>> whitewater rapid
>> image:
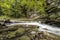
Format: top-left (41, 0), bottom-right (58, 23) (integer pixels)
top-left (6, 21), bottom-right (60, 36)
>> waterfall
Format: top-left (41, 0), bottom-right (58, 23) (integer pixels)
top-left (37, 23), bottom-right (60, 36)
top-left (6, 21), bottom-right (60, 36)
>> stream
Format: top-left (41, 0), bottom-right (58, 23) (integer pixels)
top-left (6, 21), bottom-right (60, 36)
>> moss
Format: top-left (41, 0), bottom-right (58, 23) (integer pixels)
top-left (6, 32), bottom-right (16, 38)
top-left (15, 28), bottom-right (25, 35)
top-left (20, 36), bottom-right (30, 40)
top-left (0, 34), bottom-right (3, 38)
top-left (49, 14), bottom-right (58, 20)
top-left (6, 28), bottom-right (25, 38)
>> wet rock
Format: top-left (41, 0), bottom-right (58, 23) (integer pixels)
top-left (4, 19), bottom-right (12, 24)
top-left (0, 23), bottom-right (6, 26)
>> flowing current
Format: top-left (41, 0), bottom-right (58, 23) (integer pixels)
top-left (6, 21), bottom-right (60, 36)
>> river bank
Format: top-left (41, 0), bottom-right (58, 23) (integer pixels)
top-left (0, 19), bottom-right (60, 40)
top-left (0, 19), bottom-right (60, 36)
top-left (0, 25), bottom-right (60, 40)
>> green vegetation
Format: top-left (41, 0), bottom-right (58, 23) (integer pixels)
top-left (0, 0), bottom-right (45, 18)
top-left (0, 0), bottom-right (60, 26)
top-left (0, 0), bottom-right (44, 18)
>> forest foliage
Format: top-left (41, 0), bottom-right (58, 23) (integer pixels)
top-left (0, 0), bottom-right (60, 21)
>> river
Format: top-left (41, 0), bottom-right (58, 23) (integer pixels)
top-left (6, 21), bottom-right (60, 36)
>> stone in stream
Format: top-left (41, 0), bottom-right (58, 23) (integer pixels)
top-left (0, 19), bottom-right (13, 26)
top-left (43, 28), bottom-right (48, 30)
top-left (4, 19), bottom-right (12, 24)
top-left (0, 23), bottom-right (6, 26)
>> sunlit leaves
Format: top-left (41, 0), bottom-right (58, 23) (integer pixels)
top-left (1, 3), bottom-right (10, 9)
top-left (20, 0), bottom-right (27, 6)
top-left (0, 0), bottom-right (46, 18)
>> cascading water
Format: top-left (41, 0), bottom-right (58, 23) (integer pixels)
top-left (37, 23), bottom-right (60, 36)
top-left (6, 21), bottom-right (60, 36)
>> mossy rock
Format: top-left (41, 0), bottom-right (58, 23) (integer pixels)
top-left (15, 28), bottom-right (25, 35)
top-left (6, 32), bottom-right (16, 38)
top-left (20, 36), bottom-right (30, 40)
top-left (6, 28), bottom-right (25, 38)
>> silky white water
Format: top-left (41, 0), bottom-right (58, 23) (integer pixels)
top-left (6, 21), bottom-right (60, 36)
